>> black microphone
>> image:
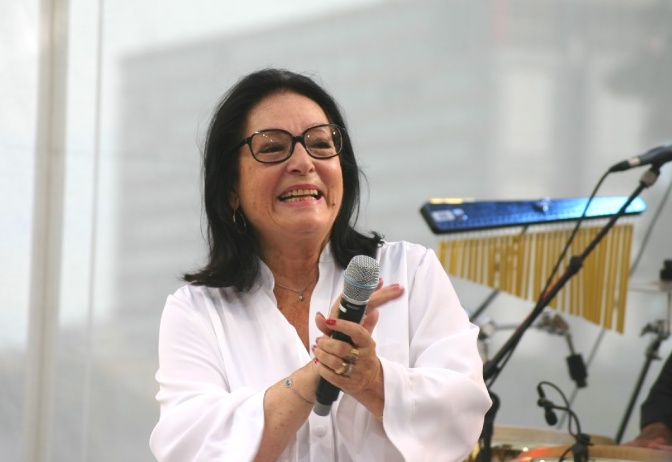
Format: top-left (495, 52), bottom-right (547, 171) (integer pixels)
top-left (608, 144), bottom-right (672, 172)
top-left (312, 255), bottom-right (380, 416)
top-left (536, 384), bottom-right (558, 426)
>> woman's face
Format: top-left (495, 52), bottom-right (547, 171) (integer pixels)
top-left (233, 91), bottom-right (344, 252)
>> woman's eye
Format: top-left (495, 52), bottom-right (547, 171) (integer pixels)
top-left (258, 142), bottom-right (286, 154)
top-left (308, 138), bottom-right (333, 150)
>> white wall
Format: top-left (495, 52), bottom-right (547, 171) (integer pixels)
top-left (2, 0), bottom-right (671, 460)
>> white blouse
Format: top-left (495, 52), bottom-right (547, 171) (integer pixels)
top-left (150, 241), bottom-right (491, 461)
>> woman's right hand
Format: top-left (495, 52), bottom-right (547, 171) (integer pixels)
top-left (311, 280), bottom-right (404, 418)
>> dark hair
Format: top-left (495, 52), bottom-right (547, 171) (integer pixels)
top-left (184, 68), bottom-right (383, 291)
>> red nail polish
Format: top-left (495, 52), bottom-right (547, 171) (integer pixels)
top-left (313, 357), bottom-right (319, 363)
top-left (325, 319), bottom-right (336, 326)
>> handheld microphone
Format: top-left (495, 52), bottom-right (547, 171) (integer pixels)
top-left (536, 384), bottom-right (558, 426)
top-left (312, 255), bottom-right (380, 416)
top-left (608, 144), bottom-right (672, 172)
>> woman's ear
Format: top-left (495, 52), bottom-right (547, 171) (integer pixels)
top-left (229, 190), bottom-right (240, 210)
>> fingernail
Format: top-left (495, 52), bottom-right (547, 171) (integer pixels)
top-left (313, 357), bottom-right (319, 363)
top-left (315, 337), bottom-right (320, 344)
top-left (317, 311), bottom-right (325, 319)
top-left (311, 344), bottom-right (316, 351)
top-left (326, 319), bottom-right (336, 326)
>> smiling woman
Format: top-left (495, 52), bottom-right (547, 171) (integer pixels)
top-left (233, 91), bottom-right (345, 256)
top-left (149, 68), bottom-right (491, 462)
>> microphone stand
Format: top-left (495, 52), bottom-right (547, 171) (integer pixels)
top-left (476, 165), bottom-right (661, 462)
top-left (615, 320), bottom-right (668, 443)
top-left (478, 391), bottom-right (499, 462)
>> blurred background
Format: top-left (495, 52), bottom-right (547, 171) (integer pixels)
top-left (2, 0), bottom-right (671, 460)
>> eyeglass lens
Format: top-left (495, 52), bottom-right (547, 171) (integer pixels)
top-left (250, 125), bottom-right (342, 163)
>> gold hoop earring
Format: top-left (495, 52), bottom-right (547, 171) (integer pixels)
top-left (232, 208), bottom-right (247, 234)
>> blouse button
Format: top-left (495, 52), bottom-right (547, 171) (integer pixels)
top-left (313, 424), bottom-right (327, 437)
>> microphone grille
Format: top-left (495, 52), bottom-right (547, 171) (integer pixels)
top-left (343, 255), bottom-right (380, 302)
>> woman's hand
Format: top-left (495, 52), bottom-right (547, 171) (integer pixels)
top-left (623, 422), bottom-right (672, 451)
top-left (316, 279), bottom-right (403, 335)
top-left (312, 280), bottom-right (404, 416)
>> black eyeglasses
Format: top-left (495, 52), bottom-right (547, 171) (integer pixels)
top-left (236, 124), bottom-right (344, 164)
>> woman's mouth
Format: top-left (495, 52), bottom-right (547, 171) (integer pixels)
top-left (279, 189), bottom-right (322, 203)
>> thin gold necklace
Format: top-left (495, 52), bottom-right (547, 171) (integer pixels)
top-left (274, 272), bottom-right (318, 302)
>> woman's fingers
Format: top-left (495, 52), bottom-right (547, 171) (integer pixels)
top-left (317, 280), bottom-right (404, 334)
top-left (315, 311), bottom-right (331, 336)
top-left (366, 282), bottom-right (404, 310)
top-left (360, 308), bottom-right (379, 333)
top-left (311, 324), bottom-right (380, 395)
top-left (311, 280), bottom-right (404, 416)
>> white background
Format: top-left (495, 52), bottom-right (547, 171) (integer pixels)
top-left (2, 0), bottom-right (672, 460)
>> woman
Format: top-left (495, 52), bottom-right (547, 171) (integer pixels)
top-left (149, 68), bottom-right (491, 461)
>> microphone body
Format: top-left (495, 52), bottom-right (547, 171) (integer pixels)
top-left (312, 255), bottom-right (380, 416)
top-left (609, 144), bottom-right (672, 172)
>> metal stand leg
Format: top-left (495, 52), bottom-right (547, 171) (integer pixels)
top-left (614, 329), bottom-right (665, 443)
top-left (615, 283), bottom-right (672, 443)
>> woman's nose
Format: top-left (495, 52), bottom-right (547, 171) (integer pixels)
top-left (286, 141), bottom-right (315, 174)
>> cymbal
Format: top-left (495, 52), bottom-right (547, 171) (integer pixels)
top-left (517, 444), bottom-right (667, 461)
top-left (491, 425), bottom-right (615, 447)
top-left (629, 280), bottom-right (672, 294)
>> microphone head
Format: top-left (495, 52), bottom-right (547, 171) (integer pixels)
top-left (343, 255), bottom-right (380, 302)
top-left (545, 410), bottom-right (559, 426)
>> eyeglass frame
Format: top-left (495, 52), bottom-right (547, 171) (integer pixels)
top-left (235, 123), bottom-right (345, 164)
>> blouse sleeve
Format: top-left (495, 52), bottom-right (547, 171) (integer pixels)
top-left (376, 245), bottom-right (492, 461)
top-left (149, 290), bottom-right (264, 461)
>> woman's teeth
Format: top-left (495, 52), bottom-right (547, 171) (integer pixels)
top-left (280, 189), bottom-right (320, 202)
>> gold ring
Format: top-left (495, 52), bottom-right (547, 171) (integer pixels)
top-left (334, 361), bottom-right (349, 375)
top-left (344, 348), bottom-right (360, 363)
top-left (342, 362), bottom-right (354, 377)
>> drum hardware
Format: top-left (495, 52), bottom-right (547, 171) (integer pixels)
top-left (536, 313), bottom-right (588, 389)
top-left (474, 311), bottom-right (589, 388)
top-left (465, 425), bottom-right (615, 462)
top-left (515, 444), bottom-right (668, 461)
top-left (615, 267), bottom-right (672, 444)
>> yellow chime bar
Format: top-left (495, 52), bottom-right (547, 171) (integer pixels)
top-left (436, 219), bottom-right (635, 333)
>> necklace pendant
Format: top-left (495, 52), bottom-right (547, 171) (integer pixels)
top-left (298, 293), bottom-right (304, 302)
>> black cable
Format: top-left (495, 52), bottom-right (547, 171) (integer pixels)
top-left (538, 170), bottom-right (610, 302)
top-left (538, 381), bottom-right (591, 462)
top-left (538, 381), bottom-right (582, 436)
